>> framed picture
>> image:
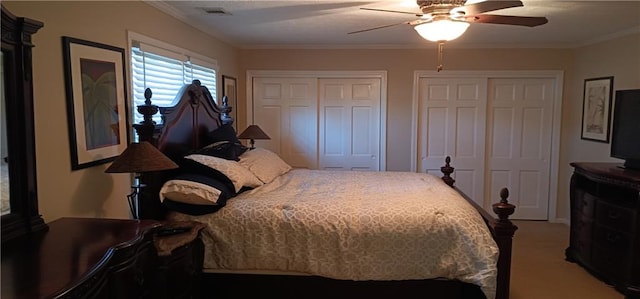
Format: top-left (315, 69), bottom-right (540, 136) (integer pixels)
top-left (581, 76), bottom-right (614, 143)
top-left (62, 37), bottom-right (129, 170)
top-left (222, 75), bottom-right (238, 129)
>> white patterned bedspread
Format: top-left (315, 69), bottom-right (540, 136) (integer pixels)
top-left (169, 169), bottom-right (499, 298)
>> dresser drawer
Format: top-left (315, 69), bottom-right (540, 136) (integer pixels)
top-left (593, 225), bottom-right (633, 254)
top-left (581, 193), bottom-right (597, 218)
top-left (596, 200), bottom-right (636, 232)
top-left (591, 245), bottom-right (627, 282)
top-left (571, 217), bottom-right (593, 264)
top-left (155, 235), bottom-right (205, 299)
top-left (106, 243), bottom-right (159, 299)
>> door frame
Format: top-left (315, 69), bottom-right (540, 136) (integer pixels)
top-left (246, 70), bottom-right (388, 170)
top-left (410, 70), bottom-right (564, 222)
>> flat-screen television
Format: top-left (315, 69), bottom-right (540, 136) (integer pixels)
top-left (610, 89), bottom-right (640, 170)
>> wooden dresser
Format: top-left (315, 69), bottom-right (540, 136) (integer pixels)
top-left (1, 217), bottom-right (204, 299)
top-left (566, 163), bottom-right (640, 297)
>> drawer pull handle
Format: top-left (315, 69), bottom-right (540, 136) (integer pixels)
top-left (607, 210), bottom-right (621, 219)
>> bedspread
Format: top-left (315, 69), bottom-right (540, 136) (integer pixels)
top-left (168, 169), bottom-right (498, 298)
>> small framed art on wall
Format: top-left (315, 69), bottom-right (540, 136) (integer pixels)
top-left (581, 76), bottom-right (614, 143)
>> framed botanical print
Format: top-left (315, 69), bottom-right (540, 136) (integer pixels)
top-left (222, 75), bottom-right (238, 129)
top-left (581, 76), bottom-right (614, 143)
top-left (62, 36), bottom-right (129, 170)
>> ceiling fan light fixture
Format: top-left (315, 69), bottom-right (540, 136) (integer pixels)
top-left (414, 19), bottom-right (470, 42)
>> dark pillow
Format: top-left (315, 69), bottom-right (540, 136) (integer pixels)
top-left (162, 199), bottom-right (226, 216)
top-left (177, 157), bottom-right (237, 194)
top-left (193, 140), bottom-right (247, 161)
top-left (207, 124), bottom-right (240, 144)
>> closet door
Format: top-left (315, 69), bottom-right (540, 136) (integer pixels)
top-left (318, 78), bottom-right (381, 171)
top-left (252, 77), bottom-right (318, 169)
top-left (486, 78), bottom-right (554, 220)
top-left (416, 77), bottom-right (488, 205)
top-left (415, 75), bottom-right (556, 219)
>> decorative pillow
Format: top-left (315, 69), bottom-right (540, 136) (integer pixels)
top-left (238, 148), bottom-right (292, 184)
top-left (159, 173), bottom-right (233, 205)
top-left (193, 140), bottom-right (248, 161)
top-left (178, 158), bottom-right (236, 193)
top-left (184, 154), bottom-right (263, 192)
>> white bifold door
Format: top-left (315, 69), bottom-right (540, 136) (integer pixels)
top-left (252, 77), bottom-right (319, 169)
top-left (251, 73), bottom-right (383, 171)
top-left (416, 77), bottom-right (488, 207)
top-left (318, 78), bottom-right (381, 171)
top-left (416, 74), bottom-right (558, 220)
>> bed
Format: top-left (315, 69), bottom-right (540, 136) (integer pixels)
top-left (134, 81), bottom-right (518, 299)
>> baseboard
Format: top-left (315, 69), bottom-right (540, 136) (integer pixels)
top-left (550, 218), bottom-right (569, 225)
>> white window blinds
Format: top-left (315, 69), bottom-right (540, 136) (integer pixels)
top-left (130, 41), bottom-right (217, 126)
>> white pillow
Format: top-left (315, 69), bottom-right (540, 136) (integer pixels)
top-left (184, 154), bottom-right (263, 192)
top-left (160, 179), bottom-right (223, 205)
top-left (238, 148), bottom-right (292, 184)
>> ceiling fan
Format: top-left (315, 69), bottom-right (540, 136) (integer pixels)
top-left (349, 0), bottom-right (548, 70)
top-left (350, 0), bottom-right (548, 40)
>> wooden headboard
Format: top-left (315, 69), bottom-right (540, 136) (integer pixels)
top-left (134, 80), bottom-right (232, 219)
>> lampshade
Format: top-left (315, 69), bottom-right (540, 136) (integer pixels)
top-left (238, 125), bottom-right (271, 140)
top-left (414, 19), bottom-right (470, 42)
top-left (105, 141), bottom-right (178, 173)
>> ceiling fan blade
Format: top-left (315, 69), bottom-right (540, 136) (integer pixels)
top-left (348, 21), bottom-right (411, 34)
top-left (360, 7), bottom-right (422, 17)
top-left (464, 14), bottom-right (548, 27)
top-left (458, 0), bottom-right (523, 15)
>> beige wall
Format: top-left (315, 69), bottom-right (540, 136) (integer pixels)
top-left (4, 0), bottom-right (639, 223)
top-left (557, 33), bottom-right (640, 221)
top-left (238, 34), bottom-right (640, 221)
top-left (3, 1), bottom-right (238, 222)
top-left (238, 48), bottom-right (574, 172)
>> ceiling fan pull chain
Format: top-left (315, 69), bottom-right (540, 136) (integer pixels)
top-left (437, 41), bottom-right (445, 72)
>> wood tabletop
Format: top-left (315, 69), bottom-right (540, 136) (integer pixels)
top-left (570, 162), bottom-right (640, 188)
top-left (1, 217), bottom-right (160, 299)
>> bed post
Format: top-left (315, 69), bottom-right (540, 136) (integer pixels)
top-left (440, 156), bottom-right (455, 187)
top-left (439, 156), bottom-right (517, 299)
top-left (133, 88), bottom-right (160, 144)
top-left (492, 188), bottom-right (517, 299)
top-left (132, 88), bottom-right (166, 219)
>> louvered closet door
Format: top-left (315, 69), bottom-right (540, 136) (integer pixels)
top-left (486, 78), bottom-right (553, 220)
top-left (318, 78), bottom-right (381, 171)
top-left (252, 77), bottom-right (318, 169)
top-left (416, 77), bottom-right (488, 206)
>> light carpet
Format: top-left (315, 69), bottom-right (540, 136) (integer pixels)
top-left (510, 220), bottom-right (623, 299)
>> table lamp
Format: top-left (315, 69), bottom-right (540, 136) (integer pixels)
top-left (237, 125), bottom-right (270, 150)
top-left (105, 141), bottom-right (178, 219)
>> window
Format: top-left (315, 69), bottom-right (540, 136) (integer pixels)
top-left (129, 34), bottom-right (217, 128)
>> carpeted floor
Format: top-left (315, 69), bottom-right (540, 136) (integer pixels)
top-left (510, 220), bottom-right (624, 299)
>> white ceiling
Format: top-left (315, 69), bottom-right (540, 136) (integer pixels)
top-left (148, 0), bottom-right (640, 49)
